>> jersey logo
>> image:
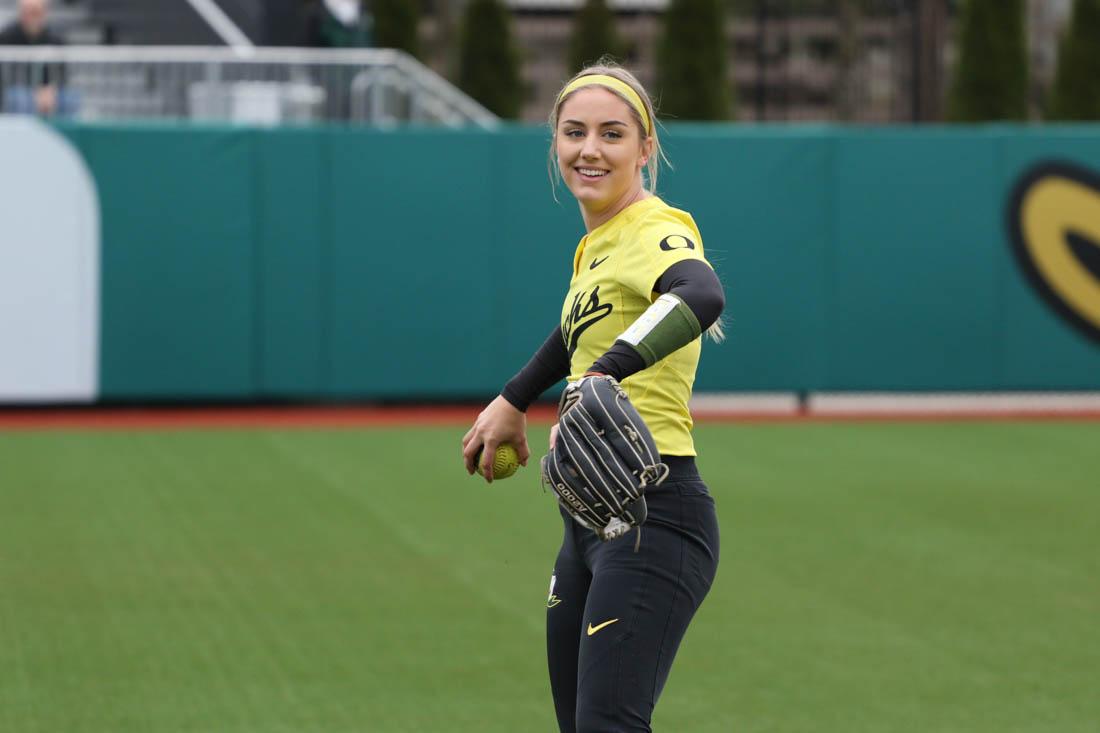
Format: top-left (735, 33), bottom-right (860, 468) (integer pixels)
top-left (563, 286), bottom-right (613, 357)
top-left (659, 234), bottom-right (695, 251)
top-left (547, 573), bottom-right (562, 608)
top-left (586, 618), bottom-right (619, 636)
top-left (1008, 161), bottom-right (1100, 344)
top-left (590, 256), bottom-right (609, 269)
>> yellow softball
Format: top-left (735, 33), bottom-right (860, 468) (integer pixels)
top-left (477, 443), bottom-right (521, 480)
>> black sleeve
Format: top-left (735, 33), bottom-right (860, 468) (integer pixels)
top-left (501, 326), bottom-right (570, 412)
top-left (588, 259), bottom-right (725, 381)
top-left (653, 258), bottom-right (726, 329)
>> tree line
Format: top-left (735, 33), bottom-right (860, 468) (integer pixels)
top-left (371, 0), bottom-right (1100, 122)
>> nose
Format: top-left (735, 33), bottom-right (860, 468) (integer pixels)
top-left (580, 133), bottom-right (600, 159)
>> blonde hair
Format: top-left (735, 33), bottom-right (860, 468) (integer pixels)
top-left (548, 60), bottom-right (669, 195)
top-left (707, 314), bottom-right (726, 343)
top-left (547, 60), bottom-right (725, 344)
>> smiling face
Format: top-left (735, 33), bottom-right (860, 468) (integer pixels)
top-left (555, 87), bottom-right (653, 231)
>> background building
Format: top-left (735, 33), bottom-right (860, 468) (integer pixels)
top-left (0, 0), bottom-right (1078, 124)
top-left (1027, 0), bottom-right (1072, 115)
top-left (419, 0), bottom-right (1077, 123)
top-left (419, 0), bottom-right (957, 123)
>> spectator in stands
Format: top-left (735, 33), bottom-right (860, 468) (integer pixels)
top-left (0, 0), bottom-right (78, 117)
top-left (302, 0), bottom-right (372, 48)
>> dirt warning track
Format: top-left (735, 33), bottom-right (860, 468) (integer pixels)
top-left (0, 405), bottom-right (554, 430)
top-left (1, 402), bottom-right (1098, 430)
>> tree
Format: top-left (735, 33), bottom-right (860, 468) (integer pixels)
top-left (568, 0), bottom-right (625, 74)
top-left (834, 0), bottom-right (863, 121)
top-left (656, 0), bottom-right (732, 121)
top-left (457, 0), bottom-right (523, 118)
top-left (947, 0), bottom-right (1028, 121)
top-left (371, 0), bottom-right (420, 58)
top-left (1048, 0), bottom-right (1100, 120)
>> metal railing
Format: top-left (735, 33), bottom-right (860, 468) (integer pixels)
top-left (0, 45), bottom-right (499, 128)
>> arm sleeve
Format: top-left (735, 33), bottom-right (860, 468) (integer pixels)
top-left (653, 258), bottom-right (725, 329)
top-left (589, 259), bottom-right (725, 381)
top-left (501, 326), bottom-right (570, 412)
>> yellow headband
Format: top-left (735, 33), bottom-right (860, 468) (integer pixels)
top-left (557, 74), bottom-right (651, 135)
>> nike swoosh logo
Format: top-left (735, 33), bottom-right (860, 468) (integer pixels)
top-left (590, 256), bottom-right (609, 269)
top-left (586, 618), bottom-right (619, 636)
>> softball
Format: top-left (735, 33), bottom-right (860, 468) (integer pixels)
top-left (477, 443), bottom-right (521, 480)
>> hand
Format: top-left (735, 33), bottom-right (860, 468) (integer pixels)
top-left (549, 423), bottom-right (559, 450)
top-left (462, 395), bottom-right (530, 482)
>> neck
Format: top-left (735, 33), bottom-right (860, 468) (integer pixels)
top-left (580, 182), bottom-right (649, 233)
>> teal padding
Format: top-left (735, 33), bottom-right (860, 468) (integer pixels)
top-left (69, 125), bottom-right (257, 398)
top-left (995, 130), bottom-right (1100, 388)
top-left (50, 123), bottom-right (1100, 399)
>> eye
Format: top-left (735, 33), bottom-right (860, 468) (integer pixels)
top-left (562, 128), bottom-right (584, 138)
top-left (603, 129), bottom-right (623, 140)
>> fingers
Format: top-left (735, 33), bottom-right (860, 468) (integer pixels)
top-left (549, 423), bottom-right (559, 450)
top-left (462, 426), bottom-right (494, 480)
top-left (462, 439), bottom-right (480, 476)
top-left (462, 421), bottom-right (484, 476)
top-left (480, 440), bottom-right (498, 483)
top-left (462, 395), bottom-right (529, 480)
top-left (461, 427), bottom-right (474, 472)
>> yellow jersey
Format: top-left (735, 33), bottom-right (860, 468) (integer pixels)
top-left (560, 196), bottom-right (711, 456)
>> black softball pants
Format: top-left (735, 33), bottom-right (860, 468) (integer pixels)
top-left (545, 456), bottom-right (720, 733)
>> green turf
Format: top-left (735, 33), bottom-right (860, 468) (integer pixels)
top-left (1, 423), bottom-right (1097, 732)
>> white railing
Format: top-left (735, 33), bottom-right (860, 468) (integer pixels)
top-left (0, 45), bottom-right (499, 128)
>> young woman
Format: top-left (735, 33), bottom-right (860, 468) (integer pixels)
top-left (461, 63), bottom-right (725, 733)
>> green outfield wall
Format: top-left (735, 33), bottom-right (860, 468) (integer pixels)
top-left (56, 123), bottom-right (1100, 400)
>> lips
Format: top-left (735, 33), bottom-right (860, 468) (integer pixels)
top-left (576, 167), bottom-right (608, 179)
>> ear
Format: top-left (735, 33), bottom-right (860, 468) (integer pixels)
top-left (638, 135), bottom-right (655, 167)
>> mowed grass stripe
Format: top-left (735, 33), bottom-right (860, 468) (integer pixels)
top-left (1, 423), bottom-right (1097, 732)
top-left (0, 431), bottom-right (557, 733)
top-left (664, 423), bottom-right (1099, 733)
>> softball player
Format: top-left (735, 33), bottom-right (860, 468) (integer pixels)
top-left (462, 62), bottom-right (725, 733)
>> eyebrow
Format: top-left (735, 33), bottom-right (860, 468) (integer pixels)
top-left (561, 119), bottom-right (629, 127)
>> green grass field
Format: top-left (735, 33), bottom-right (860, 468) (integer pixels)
top-left (1, 422), bottom-right (1098, 732)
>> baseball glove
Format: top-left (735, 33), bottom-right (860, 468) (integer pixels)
top-left (540, 375), bottom-right (669, 541)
